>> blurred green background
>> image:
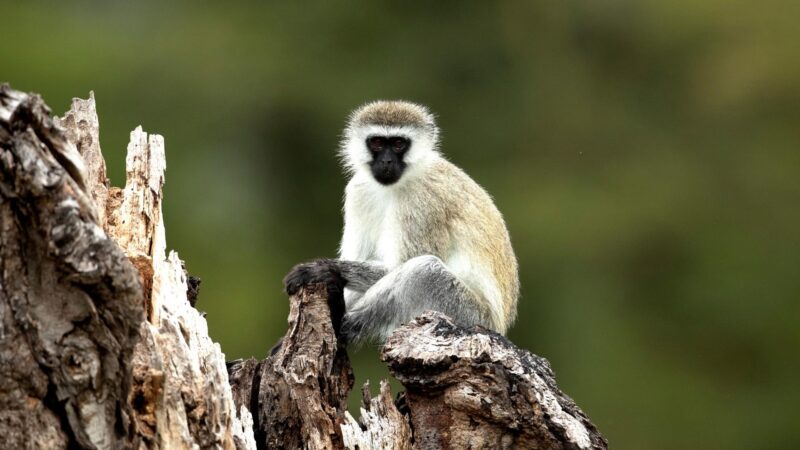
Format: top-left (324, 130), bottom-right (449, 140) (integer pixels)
top-left (4, 1), bottom-right (799, 448)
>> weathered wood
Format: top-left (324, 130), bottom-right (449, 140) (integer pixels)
top-left (380, 312), bottom-right (608, 450)
top-left (0, 84), bottom-right (143, 449)
top-left (54, 92), bottom-right (109, 227)
top-left (228, 284), bottom-right (354, 450)
top-left (74, 113), bottom-right (254, 450)
top-left (341, 380), bottom-right (413, 450)
top-left (0, 84), bottom-right (255, 449)
top-left (228, 294), bottom-right (608, 450)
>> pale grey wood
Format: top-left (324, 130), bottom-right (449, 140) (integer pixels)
top-left (341, 380), bottom-right (413, 450)
top-left (55, 92), bottom-right (109, 227)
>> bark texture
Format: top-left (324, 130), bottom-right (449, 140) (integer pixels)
top-left (230, 302), bottom-right (608, 450)
top-left (227, 284), bottom-right (354, 450)
top-left (341, 380), bottom-right (413, 450)
top-left (0, 84), bottom-right (254, 449)
top-left (380, 312), bottom-right (608, 450)
top-left (0, 85), bottom-right (143, 448)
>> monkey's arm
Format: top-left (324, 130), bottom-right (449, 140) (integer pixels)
top-left (284, 259), bottom-right (387, 295)
top-left (341, 255), bottom-right (493, 344)
top-left (283, 256), bottom-right (492, 344)
top-left (335, 260), bottom-right (388, 292)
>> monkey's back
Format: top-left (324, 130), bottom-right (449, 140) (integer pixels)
top-left (396, 159), bottom-right (519, 331)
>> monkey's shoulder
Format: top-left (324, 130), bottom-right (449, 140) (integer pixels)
top-left (420, 160), bottom-right (505, 227)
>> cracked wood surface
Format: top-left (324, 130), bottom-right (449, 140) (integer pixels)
top-left (228, 299), bottom-right (609, 450)
top-left (227, 284), bottom-right (354, 450)
top-left (1, 84), bottom-right (143, 449)
top-left (380, 312), bottom-right (608, 450)
top-left (341, 380), bottom-right (413, 450)
top-left (0, 84), bottom-right (254, 450)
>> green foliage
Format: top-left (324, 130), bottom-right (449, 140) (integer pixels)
top-left (3, 1), bottom-right (798, 448)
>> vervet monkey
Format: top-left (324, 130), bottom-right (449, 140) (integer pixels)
top-left (284, 100), bottom-right (519, 344)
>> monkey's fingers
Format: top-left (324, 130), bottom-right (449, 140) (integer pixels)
top-left (282, 265), bottom-right (309, 295)
top-left (282, 260), bottom-right (342, 296)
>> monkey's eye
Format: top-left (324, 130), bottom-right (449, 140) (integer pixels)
top-left (391, 137), bottom-right (409, 153)
top-left (367, 137), bottom-right (384, 152)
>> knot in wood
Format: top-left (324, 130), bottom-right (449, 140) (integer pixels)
top-left (61, 335), bottom-right (100, 387)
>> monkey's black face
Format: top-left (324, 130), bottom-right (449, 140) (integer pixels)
top-left (366, 136), bottom-right (409, 185)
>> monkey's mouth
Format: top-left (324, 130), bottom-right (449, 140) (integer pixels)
top-left (374, 174), bottom-right (400, 185)
top-left (373, 167), bottom-right (402, 185)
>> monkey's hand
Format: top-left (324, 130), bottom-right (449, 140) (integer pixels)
top-left (283, 259), bottom-right (346, 336)
top-left (283, 258), bottom-right (345, 296)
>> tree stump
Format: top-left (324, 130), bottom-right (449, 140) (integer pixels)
top-left (227, 284), bottom-right (353, 449)
top-left (0, 84), bottom-right (253, 449)
top-left (1, 83), bottom-right (607, 449)
top-left (378, 312), bottom-right (607, 449)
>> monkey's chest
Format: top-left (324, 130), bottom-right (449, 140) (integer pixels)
top-left (374, 212), bottom-right (404, 268)
top-left (352, 187), bottom-right (444, 268)
top-left (374, 211), bottom-right (445, 269)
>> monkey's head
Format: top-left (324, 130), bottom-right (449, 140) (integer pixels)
top-left (341, 100), bottom-right (440, 186)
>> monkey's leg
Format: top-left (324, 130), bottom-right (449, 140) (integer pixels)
top-left (341, 255), bottom-right (493, 344)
